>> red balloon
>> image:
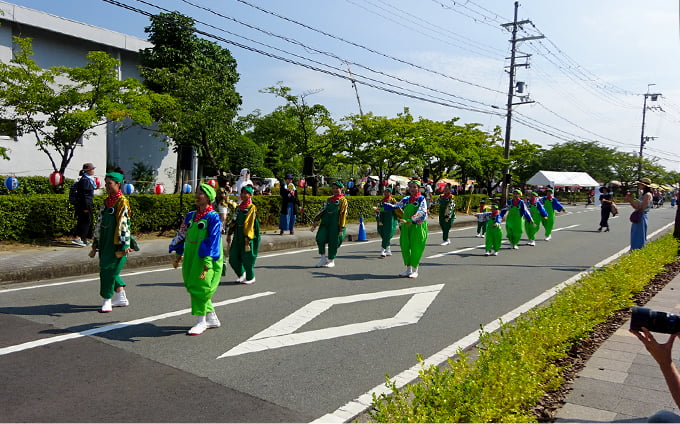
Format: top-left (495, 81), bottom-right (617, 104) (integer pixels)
top-left (94, 176), bottom-right (101, 189)
top-left (49, 172), bottom-right (63, 186)
top-left (207, 178), bottom-right (217, 188)
top-left (298, 179), bottom-right (306, 188)
top-left (382, 180), bottom-right (389, 186)
top-left (154, 183), bottom-right (165, 194)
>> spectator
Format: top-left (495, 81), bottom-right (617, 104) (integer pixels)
top-left (624, 177), bottom-right (653, 250)
top-left (279, 173), bottom-right (300, 235)
top-left (72, 162), bottom-right (96, 247)
top-left (598, 186), bottom-right (613, 232)
top-left (215, 175), bottom-right (236, 234)
top-left (347, 179), bottom-right (359, 196)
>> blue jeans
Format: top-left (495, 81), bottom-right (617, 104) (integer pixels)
top-left (279, 203), bottom-right (296, 231)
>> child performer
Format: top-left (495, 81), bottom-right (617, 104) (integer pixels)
top-left (312, 181), bottom-right (348, 268)
top-left (227, 185), bottom-right (260, 284)
top-left (381, 180), bottom-right (428, 279)
top-left (169, 183), bottom-right (224, 336)
top-left (525, 192), bottom-right (548, 246)
top-left (540, 188), bottom-right (565, 241)
top-left (373, 188), bottom-right (400, 258)
top-left (501, 189), bottom-right (533, 250)
top-left (475, 198), bottom-right (490, 237)
top-left (480, 204), bottom-right (503, 256)
top-left (429, 183), bottom-right (455, 246)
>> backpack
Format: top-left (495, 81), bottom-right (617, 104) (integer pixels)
top-left (68, 180), bottom-right (79, 206)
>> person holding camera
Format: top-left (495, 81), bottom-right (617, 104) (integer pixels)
top-left (624, 178), bottom-right (653, 250)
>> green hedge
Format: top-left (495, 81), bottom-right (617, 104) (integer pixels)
top-left (1, 175), bottom-right (73, 195)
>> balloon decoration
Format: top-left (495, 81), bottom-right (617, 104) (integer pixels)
top-left (347, 181), bottom-right (354, 189)
top-left (4, 176), bottom-right (18, 191)
top-left (207, 178), bottom-right (217, 188)
top-left (298, 179), bottom-right (307, 188)
top-left (382, 180), bottom-right (389, 186)
top-left (94, 176), bottom-right (102, 189)
top-left (49, 172), bottom-right (63, 186)
top-left (123, 183), bottom-right (135, 195)
top-left (182, 183), bottom-right (192, 194)
top-left (154, 184), bottom-right (165, 194)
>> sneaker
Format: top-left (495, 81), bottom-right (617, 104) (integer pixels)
top-left (385, 247), bottom-right (392, 256)
top-left (512, 245), bottom-right (519, 250)
top-left (408, 268), bottom-right (419, 279)
top-left (527, 241), bottom-right (536, 246)
top-left (315, 255), bottom-right (327, 268)
top-left (475, 233), bottom-right (482, 238)
top-left (242, 278), bottom-right (256, 285)
top-left (545, 236), bottom-right (552, 241)
top-left (71, 239), bottom-right (86, 247)
top-left (493, 251), bottom-right (499, 256)
top-left (380, 249), bottom-right (386, 258)
top-left (323, 260), bottom-right (335, 268)
top-left (440, 240), bottom-right (450, 246)
top-left (111, 290), bottom-right (129, 307)
top-left (484, 251), bottom-right (490, 256)
top-left (235, 273), bottom-right (246, 283)
top-left (399, 266), bottom-right (412, 277)
top-left (206, 312), bottom-right (221, 329)
top-left (188, 318), bottom-right (208, 336)
top-left (100, 298), bottom-right (112, 313)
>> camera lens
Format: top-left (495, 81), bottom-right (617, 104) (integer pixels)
top-left (631, 307), bottom-right (680, 334)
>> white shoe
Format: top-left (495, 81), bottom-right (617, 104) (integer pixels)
top-left (528, 241), bottom-right (536, 246)
top-left (188, 316), bottom-right (207, 335)
top-left (323, 260), bottom-right (335, 268)
top-left (399, 266), bottom-right (413, 277)
top-left (484, 251), bottom-right (490, 256)
top-left (100, 298), bottom-right (112, 313)
top-left (380, 249), bottom-right (386, 258)
top-left (512, 245), bottom-right (519, 250)
top-left (242, 278), bottom-right (256, 285)
top-left (206, 312), bottom-right (221, 329)
top-left (408, 267), bottom-right (419, 279)
top-left (235, 273), bottom-right (246, 283)
top-left (493, 251), bottom-right (499, 256)
top-left (111, 290), bottom-right (129, 307)
top-left (545, 236), bottom-right (552, 241)
top-left (475, 233), bottom-right (482, 238)
top-left (385, 247), bottom-right (392, 256)
top-left (440, 240), bottom-right (450, 246)
top-left (315, 255), bottom-right (327, 268)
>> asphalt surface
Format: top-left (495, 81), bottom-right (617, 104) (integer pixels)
top-left (1, 206), bottom-right (679, 422)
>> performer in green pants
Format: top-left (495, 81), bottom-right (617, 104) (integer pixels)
top-left (501, 189), bottom-right (533, 250)
top-left (313, 181), bottom-right (348, 268)
top-left (480, 204), bottom-right (503, 256)
top-left (382, 180), bottom-right (428, 279)
top-left (89, 171), bottom-right (133, 313)
top-left (373, 188), bottom-right (399, 258)
top-left (540, 188), bottom-right (565, 241)
top-left (525, 192), bottom-right (548, 246)
top-left (429, 183), bottom-right (455, 246)
top-left (169, 183), bottom-right (224, 335)
top-left (227, 185), bottom-right (260, 284)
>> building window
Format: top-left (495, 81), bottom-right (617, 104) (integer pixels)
top-left (0, 119), bottom-right (17, 141)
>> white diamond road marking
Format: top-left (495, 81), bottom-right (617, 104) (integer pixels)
top-left (217, 284), bottom-right (444, 358)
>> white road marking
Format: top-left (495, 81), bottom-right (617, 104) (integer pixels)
top-left (0, 292), bottom-right (275, 357)
top-left (218, 284), bottom-right (444, 358)
top-left (314, 222), bottom-right (674, 423)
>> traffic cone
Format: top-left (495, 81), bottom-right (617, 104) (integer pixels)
top-left (357, 216), bottom-right (368, 241)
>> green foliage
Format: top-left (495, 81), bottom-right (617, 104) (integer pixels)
top-left (129, 162), bottom-right (157, 194)
top-left (370, 234), bottom-right (679, 423)
top-left (0, 175), bottom-right (73, 195)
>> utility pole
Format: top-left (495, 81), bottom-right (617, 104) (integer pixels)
top-left (499, 1), bottom-right (543, 205)
top-left (638, 84), bottom-right (662, 180)
top-left (345, 62), bottom-right (364, 117)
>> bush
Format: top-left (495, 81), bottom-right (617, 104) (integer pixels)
top-left (0, 175), bottom-right (73, 195)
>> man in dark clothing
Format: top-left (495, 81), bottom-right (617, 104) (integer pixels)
top-left (72, 162), bottom-right (96, 247)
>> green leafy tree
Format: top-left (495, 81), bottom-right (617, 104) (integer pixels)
top-left (140, 12), bottom-right (242, 176)
top-left (509, 138), bottom-right (544, 186)
top-left (538, 141), bottom-right (617, 183)
top-left (0, 37), bottom-right (166, 174)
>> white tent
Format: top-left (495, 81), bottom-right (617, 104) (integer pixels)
top-left (526, 171), bottom-right (599, 188)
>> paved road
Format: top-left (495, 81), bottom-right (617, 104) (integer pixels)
top-left (1, 205), bottom-right (676, 422)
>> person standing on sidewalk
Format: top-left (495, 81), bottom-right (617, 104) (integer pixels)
top-left (169, 183), bottom-right (224, 335)
top-left (540, 188), bottom-right (565, 241)
top-left (312, 181), bottom-right (348, 268)
top-left (88, 171), bottom-right (133, 313)
top-left (624, 177), bottom-right (654, 250)
top-left (72, 162), bottom-right (97, 247)
top-left (501, 189), bottom-right (533, 250)
top-left (227, 185), bottom-right (260, 285)
top-left (381, 180), bottom-right (428, 279)
top-left (373, 188), bottom-right (399, 258)
top-left (525, 192), bottom-right (548, 246)
top-left (279, 173), bottom-right (299, 235)
top-left (429, 183), bottom-right (455, 246)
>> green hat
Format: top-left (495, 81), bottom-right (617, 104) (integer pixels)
top-left (105, 172), bottom-right (124, 183)
top-left (384, 187), bottom-right (392, 193)
top-left (546, 188), bottom-right (554, 193)
top-left (199, 183), bottom-right (216, 202)
top-left (332, 181), bottom-right (344, 188)
top-left (531, 191), bottom-right (538, 196)
top-left (409, 179), bottom-right (422, 187)
top-left (491, 204), bottom-right (499, 209)
top-left (513, 189), bottom-right (522, 195)
top-left (241, 184), bottom-right (254, 195)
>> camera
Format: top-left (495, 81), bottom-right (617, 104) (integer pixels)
top-left (630, 307), bottom-right (680, 334)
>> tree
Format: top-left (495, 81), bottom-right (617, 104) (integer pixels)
top-left (0, 37), bottom-right (166, 175)
top-left (538, 141), bottom-right (617, 183)
top-left (140, 12), bottom-right (242, 177)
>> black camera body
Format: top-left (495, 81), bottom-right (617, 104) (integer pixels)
top-left (630, 307), bottom-right (680, 334)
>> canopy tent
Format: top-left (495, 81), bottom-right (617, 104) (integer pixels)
top-left (526, 171), bottom-right (599, 188)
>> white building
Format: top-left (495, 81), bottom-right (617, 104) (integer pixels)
top-left (0, 1), bottom-right (178, 189)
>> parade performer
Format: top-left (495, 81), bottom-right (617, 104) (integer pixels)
top-left (429, 183), bottom-right (455, 246)
top-left (372, 188), bottom-right (400, 258)
top-left (227, 185), bottom-right (260, 284)
top-left (215, 175), bottom-right (237, 233)
top-left (88, 172), bottom-right (133, 313)
top-left (169, 183), bottom-right (224, 335)
top-left (233, 168), bottom-right (253, 201)
top-left (312, 181), bottom-right (348, 268)
top-left (501, 189), bottom-right (533, 250)
top-left (382, 180), bottom-right (428, 279)
top-left (479, 204), bottom-right (502, 256)
top-left (475, 198), bottom-right (490, 237)
top-left (540, 188), bottom-right (565, 241)
top-left (525, 192), bottom-right (548, 246)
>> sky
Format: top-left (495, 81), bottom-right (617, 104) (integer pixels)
top-left (8, 0), bottom-right (680, 172)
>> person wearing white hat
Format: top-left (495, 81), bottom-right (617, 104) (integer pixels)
top-left (233, 168), bottom-right (253, 202)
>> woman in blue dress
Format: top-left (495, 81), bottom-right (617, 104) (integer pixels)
top-left (624, 178), bottom-right (653, 250)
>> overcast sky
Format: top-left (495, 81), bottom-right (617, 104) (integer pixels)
top-left (8, 0), bottom-right (680, 171)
